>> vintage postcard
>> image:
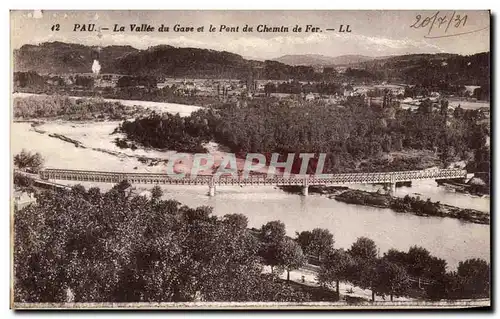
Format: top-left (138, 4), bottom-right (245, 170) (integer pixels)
top-left (10, 10), bottom-right (491, 309)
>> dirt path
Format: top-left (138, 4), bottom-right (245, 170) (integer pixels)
top-left (263, 265), bottom-right (414, 302)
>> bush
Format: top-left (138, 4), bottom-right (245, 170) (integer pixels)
top-left (14, 149), bottom-right (44, 172)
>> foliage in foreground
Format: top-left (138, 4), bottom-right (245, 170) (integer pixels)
top-left (14, 184), bottom-right (309, 303)
top-left (14, 183), bottom-right (490, 303)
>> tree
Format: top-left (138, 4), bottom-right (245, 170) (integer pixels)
top-left (151, 185), bottom-right (163, 200)
top-left (222, 214), bottom-right (249, 233)
top-left (264, 82), bottom-right (276, 97)
top-left (440, 99), bottom-right (449, 116)
top-left (349, 237), bottom-right (378, 261)
top-left (259, 221), bottom-right (286, 272)
top-left (406, 246), bottom-right (432, 279)
top-left (13, 172), bottom-right (34, 189)
top-left (71, 184), bottom-right (86, 196)
top-left (355, 259), bottom-right (379, 302)
top-left (114, 179), bottom-right (131, 191)
top-left (456, 258), bottom-right (490, 299)
top-left (426, 256), bottom-right (447, 282)
top-left (110, 180), bottom-right (132, 199)
top-left (453, 105), bottom-right (465, 119)
top-left (318, 249), bottom-right (355, 299)
top-left (348, 237), bottom-right (379, 301)
top-left (442, 271), bottom-right (464, 300)
top-left (86, 187), bottom-right (102, 203)
top-left (13, 149), bottom-right (44, 172)
top-left (374, 259), bottom-right (411, 301)
top-left (296, 228), bottom-right (334, 262)
top-left (259, 221), bottom-right (286, 244)
top-left (295, 230), bottom-right (313, 254)
top-left (383, 249), bottom-right (408, 267)
top-left (276, 238), bottom-right (306, 281)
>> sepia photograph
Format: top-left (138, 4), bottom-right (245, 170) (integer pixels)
top-left (10, 9), bottom-right (491, 309)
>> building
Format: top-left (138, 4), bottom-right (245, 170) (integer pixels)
top-left (305, 93), bottom-right (315, 101)
top-left (13, 191), bottom-right (36, 211)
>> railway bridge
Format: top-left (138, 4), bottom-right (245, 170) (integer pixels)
top-left (38, 168), bottom-right (467, 196)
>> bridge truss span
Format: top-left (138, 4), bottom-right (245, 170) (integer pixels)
top-left (37, 168), bottom-right (467, 196)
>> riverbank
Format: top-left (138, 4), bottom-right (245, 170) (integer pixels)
top-left (13, 88), bottom-right (216, 107)
top-left (13, 92), bottom-right (202, 118)
top-left (280, 186), bottom-right (489, 225)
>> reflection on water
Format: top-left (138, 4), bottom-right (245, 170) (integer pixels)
top-left (156, 184), bottom-right (489, 270)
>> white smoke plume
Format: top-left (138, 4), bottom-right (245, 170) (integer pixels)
top-left (92, 60), bottom-right (101, 75)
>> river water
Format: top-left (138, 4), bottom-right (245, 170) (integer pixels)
top-left (11, 95), bottom-right (490, 271)
top-left (154, 183), bottom-right (489, 271)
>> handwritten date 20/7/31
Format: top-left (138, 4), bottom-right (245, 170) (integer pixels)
top-left (410, 11), bottom-right (469, 38)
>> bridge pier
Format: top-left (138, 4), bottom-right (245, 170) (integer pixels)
top-left (388, 182), bottom-right (396, 195)
top-left (302, 185), bottom-right (309, 196)
top-left (208, 185), bottom-right (216, 197)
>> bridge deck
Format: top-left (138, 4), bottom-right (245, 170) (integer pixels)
top-left (37, 168), bottom-right (467, 186)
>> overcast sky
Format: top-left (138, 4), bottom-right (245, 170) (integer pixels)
top-left (11, 10), bottom-right (490, 59)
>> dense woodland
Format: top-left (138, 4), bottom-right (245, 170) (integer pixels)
top-left (118, 112), bottom-right (211, 153)
top-left (14, 184), bottom-right (490, 302)
top-left (118, 98), bottom-right (489, 173)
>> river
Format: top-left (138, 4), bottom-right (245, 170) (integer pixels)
top-left (156, 183), bottom-right (489, 271)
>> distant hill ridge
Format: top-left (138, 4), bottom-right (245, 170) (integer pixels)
top-left (13, 41), bottom-right (489, 86)
top-left (273, 54), bottom-right (389, 66)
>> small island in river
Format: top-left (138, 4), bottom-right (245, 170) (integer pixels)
top-left (280, 186), bottom-right (489, 225)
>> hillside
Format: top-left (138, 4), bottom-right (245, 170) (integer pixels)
top-left (13, 42), bottom-right (317, 80)
top-left (113, 45), bottom-right (254, 78)
top-left (14, 41), bottom-right (139, 74)
top-left (351, 52), bottom-right (490, 86)
top-left (274, 54), bottom-right (381, 66)
top-left (13, 42), bottom-right (489, 86)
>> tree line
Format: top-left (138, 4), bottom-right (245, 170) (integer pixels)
top-left (261, 220), bottom-right (489, 302)
top-left (263, 81), bottom-right (343, 95)
top-left (13, 95), bottom-right (143, 121)
top-left (317, 241), bottom-right (489, 301)
top-left (14, 72), bottom-right (221, 107)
